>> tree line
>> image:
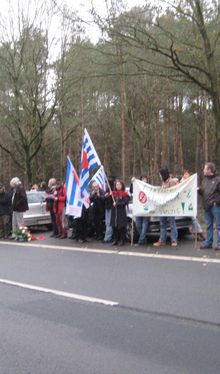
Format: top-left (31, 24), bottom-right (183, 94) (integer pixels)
top-left (0, 0), bottom-right (219, 186)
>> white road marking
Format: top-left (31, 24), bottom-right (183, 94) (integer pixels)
top-left (0, 278), bottom-right (118, 306)
top-left (1, 241), bottom-right (220, 264)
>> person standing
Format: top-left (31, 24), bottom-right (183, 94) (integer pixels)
top-left (53, 180), bottom-right (67, 239)
top-left (90, 181), bottom-right (105, 240)
top-left (180, 169), bottom-right (205, 241)
top-left (153, 167), bottom-right (179, 247)
top-left (130, 175), bottom-right (150, 245)
top-left (199, 162), bottom-right (220, 250)
top-left (110, 180), bottom-right (130, 246)
top-left (45, 178), bottom-right (58, 237)
top-left (10, 177), bottom-right (29, 236)
top-left (103, 176), bottom-right (115, 243)
top-left (0, 183), bottom-right (11, 239)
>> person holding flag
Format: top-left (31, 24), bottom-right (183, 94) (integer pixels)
top-left (79, 129), bottom-right (101, 206)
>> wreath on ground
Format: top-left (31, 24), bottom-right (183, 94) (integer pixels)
top-left (13, 225), bottom-right (46, 241)
top-left (14, 226), bottom-right (32, 242)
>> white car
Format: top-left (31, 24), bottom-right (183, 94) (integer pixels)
top-left (24, 191), bottom-right (51, 227)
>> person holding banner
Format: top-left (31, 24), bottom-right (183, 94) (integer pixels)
top-left (199, 162), bottom-right (220, 251)
top-left (180, 169), bottom-right (205, 241)
top-left (110, 180), bottom-right (130, 246)
top-left (131, 175), bottom-right (150, 245)
top-left (153, 167), bottom-right (179, 247)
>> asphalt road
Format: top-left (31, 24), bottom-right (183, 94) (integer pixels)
top-left (0, 234), bottom-right (220, 374)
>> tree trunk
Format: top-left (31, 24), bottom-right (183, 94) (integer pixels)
top-left (119, 71), bottom-right (126, 181)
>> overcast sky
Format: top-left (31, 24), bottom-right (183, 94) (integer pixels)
top-left (0, 0), bottom-right (161, 56)
top-left (0, 0), bottom-right (149, 41)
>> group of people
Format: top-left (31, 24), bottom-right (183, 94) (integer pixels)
top-left (130, 163), bottom-right (220, 251)
top-left (0, 177), bottom-right (29, 239)
top-left (0, 161), bottom-right (219, 250)
top-left (46, 177), bottom-right (130, 246)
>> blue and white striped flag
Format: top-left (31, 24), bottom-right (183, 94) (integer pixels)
top-left (65, 157), bottom-right (82, 217)
top-left (91, 166), bottom-right (107, 192)
top-left (79, 129), bottom-right (101, 206)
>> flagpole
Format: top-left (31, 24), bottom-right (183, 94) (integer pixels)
top-left (194, 216), bottom-right (198, 249)
top-left (102, 166), bottom-right (116, 204)
top-left (131, 218), bottom-right (134, 246)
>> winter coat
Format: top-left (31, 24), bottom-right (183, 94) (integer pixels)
top-left (199, 174), bottom-right (220, 209)
top-left (90, 188), bottom-right (105, 221)
top-left (162, 176), bottom-right (179, 188)
top-left (12, 185), bottom-right (29, 212)
top-left (110, 191), bottom-right (129, 228)
top-left (53, 185), bottom-right (66, 214)
top-left (45, 186), bottom-right (56, 212)
top-left (0, 191), bottom-right (11, 215)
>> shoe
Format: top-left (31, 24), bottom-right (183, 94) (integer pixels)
top-left (214, 246), bottom-right (220, 251)
top-left (78, 239), bottom-right (86, 243)
top-left (153, 241), bottom-right (166, 247)
top-left (200, 243), bottom-right (212, 249)
top-left (59, 235), bottom-right (67, 239)
top-left (199, 232), bottom-right (206, 241)
top-left (96, 236), bottom-right (103, 241)
top-left (50, 233), bottom-right (56, 238)
top-left (111, 241), bottom-right (118, 246)
top-left (171, 241), bottom-right (178, 247)
top-left (55, 234), bottom-right (61, 238)
top-left (118, 241), bottom-right (125, 246)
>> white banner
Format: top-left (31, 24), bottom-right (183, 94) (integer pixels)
top-left (133, 174), bottom-right (197, 217)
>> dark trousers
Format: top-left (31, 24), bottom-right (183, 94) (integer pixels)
top-left (50, 211), bottom-right (58, 235)
top-left (113, 226), bottom-right (126, 244)
top-left (75, 217), bottom-right (87, 241)
top-left (0, 215), bottom-right (11, 238)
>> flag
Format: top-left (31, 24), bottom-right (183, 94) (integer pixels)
top-left (65, 156), bottom-right (82, 217)
top-left (83, 128), bottom-right (101, 171)
top-left (91, 165), bottom-right (107, 192)
top-left (79, 128), bottom-right (101, 205)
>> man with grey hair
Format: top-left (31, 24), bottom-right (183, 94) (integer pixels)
top-left (199, 162), bottom-right (220, 251)
top-left (45, 178), bottom-right (58, 237)
top-left (10, 177), bottom-right (28, 237)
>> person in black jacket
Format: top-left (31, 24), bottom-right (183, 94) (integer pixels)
top-left (199, 162), bottom-right (220, 250)
top-left (110, 180), bottom-right (130, 246)
top-left (10, 177), bottom-right (29, 237)
top-left (0, 183), bottom-right (11, 239)
top-left (90, 182), bottom-right (105, 240)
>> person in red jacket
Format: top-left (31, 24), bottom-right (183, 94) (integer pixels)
top-left (53, 180), bottom-right (67, 239)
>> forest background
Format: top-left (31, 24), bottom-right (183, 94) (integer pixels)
top-left (0, 0), bottom-right (219, 187)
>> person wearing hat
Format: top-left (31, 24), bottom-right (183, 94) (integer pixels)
top-left (10, 177), bottom-right (29, 237)
top-left (0, 183), bottom-right (11, 239)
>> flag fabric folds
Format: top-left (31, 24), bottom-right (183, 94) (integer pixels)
top-left (80, 128), bottom-right (101, 205)
top-left (91, 165), bottom-right (107, 192)
top-left (65, 157), bottom-right (82, 217)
